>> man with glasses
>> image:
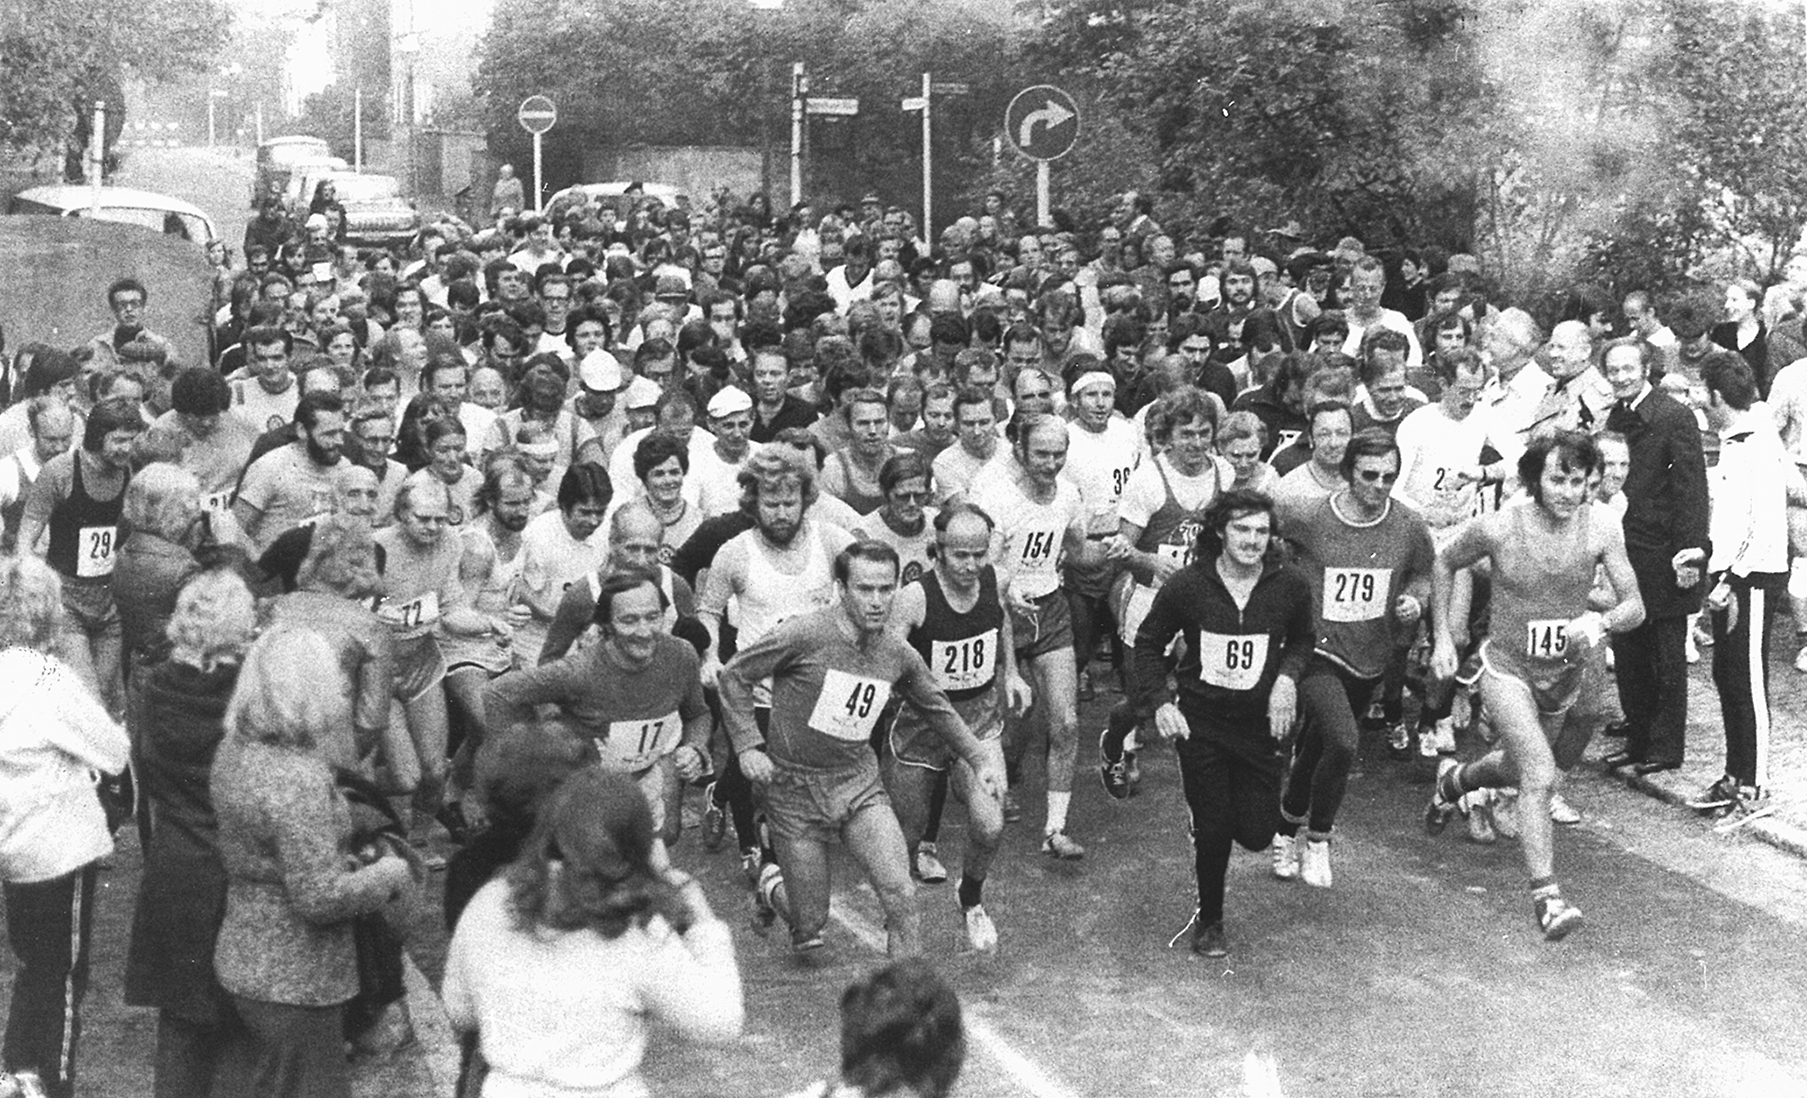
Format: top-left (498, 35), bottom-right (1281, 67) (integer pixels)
top-left (533, 274), bottom-right (575, 358)
top-left (1272, 428), bottom-right (1434, 888)
top-left (348, 406), bottom-right (409, 523)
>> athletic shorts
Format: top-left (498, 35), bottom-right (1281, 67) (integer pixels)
top-left (1478, 639), bottom-right (1585, 719)
top-left (60, 580), bottom-right (120, 639)
top-left (890, 693), bottom-right (1003, 772)
top-left (760, 760), bottom-right (889, 845)
top-left (440, 632), bottom-right (513, 677)
top-left (392, 634), bottom-right (448, 703)
top-left (1010, 588), bottom-right (1074, 659)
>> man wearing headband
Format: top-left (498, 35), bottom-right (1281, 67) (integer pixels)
top-left (1061, 368), bottom-right (1140, 704)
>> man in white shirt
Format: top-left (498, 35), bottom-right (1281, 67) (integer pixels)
top-left (0, 400), bottom-right (74, 550)
top-left (1341, 257), bottom-right (1424, 372)
top-left (234, 391), bottom-right (352, 551)
top-left (229, 327), bottom-right (301, 435)
top-left (825, 236), bottom-right (876, 314)
top-left (692, 386), bottom-right (756, 517)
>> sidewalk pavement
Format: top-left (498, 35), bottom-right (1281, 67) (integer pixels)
top-left (1577, 619), bottom-right (1807, 861)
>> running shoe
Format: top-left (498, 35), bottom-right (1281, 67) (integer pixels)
top-left (1003, 789), bottom-right (1023, 824)
top-left (1042, 829), bottom-right (1086, 860)
top-left (1455, 651), bottom-right (1484, 687)
top-left (1125, 749), bottom-right (1142, 794)
top-left (1415, 721), bottom-right (1441, 759)
top-left (1430, 717), bottom-right (1458, 755)
top-left (1388, 722), bottom-right (1413, 760)
top-left (1535, 893), bottom-right (1584, 941)
top-left (1491, 789), bottom-right (1521, 840)
top-left (755, 862), bottom-right (784, 929)
top-left (1193, 921), bottom-right (1229, 958)
top-left (1462, 789), bottom-right (1497, 844)
top-left (1548, 791), bottom-right (1582, 826)
top-left (913, 842), bottom-right (949, 884)
top-left (1300, 838), bottom-right (1333, 889)
top-left (1425, 757), bottom-right (1461, 834)
top-left (791, 931), bottom-right (827, 954)
top-left (1713, 788), bottom-right (1776, 833)
top-left (740, 847), bottom-right (764, 887)
top-left (701, 781), bottom-right (727, 851)
top-left (1686, 774), bottom-right (1739, 814)
top-left (1270, 834), bottom-right (1299, 880)
top-left (1099, 729), bottom-right (1132, 800)
top-left (963, 903), bottom-right (1000, 953)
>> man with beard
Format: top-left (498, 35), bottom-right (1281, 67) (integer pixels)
top-left (723, 541), bottom-right (1004, 957)
top-left (1195, 259), bottom-right (1260, 365)
top-left (255, 465), bottom-right (385, 592)
top-left (699, 447), bottom-right (855, 884)
top-left (234, 391), bottom-right (353, 551)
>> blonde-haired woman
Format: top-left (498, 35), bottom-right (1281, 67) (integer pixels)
top-left (124, 570), bottom-right (257, 1098)
top-left (0, 553), bottom-right (130, 1098)
top-left (210, 624), bottom-right (420, 1098)
top-left (114, 462), bottom-right (204, 673)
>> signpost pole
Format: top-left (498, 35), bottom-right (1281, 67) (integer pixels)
top-left (790, 62), bottom-right (805, 206)
top-left (921, 72), bottom-right (932, 246)
top-left (1037, 161), bottom-right (1050, 228)
top-left (532, 131), bottom-right (543, 214)
top-left (90, 101), bottom-right (106, 208)
top-left (354, 88), bottom-right (364, 172)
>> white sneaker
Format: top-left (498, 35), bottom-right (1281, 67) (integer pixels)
top-left (1271, 834), bottom-right (1299, 880)
top-left (1432, 718), bottom-right (1458, 755)
top-left (963, 903), bottom-right (999, 952)
top-left (1462, 790), bottom-right (1497, 844)
top-left (1548, 791), bottom-right (1581, 826)
top-left (913, 842), bottom-right (949, 883)
top-left (1300, 838), bottom-right (1333, 888)
top-left (1492, 789), bottom-right (1521, 840)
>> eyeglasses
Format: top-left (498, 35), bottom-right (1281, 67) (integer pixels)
top-left (1355, 470), bottom-right (1400, 484)
top-left (891, 490), bottom-right (932, 502)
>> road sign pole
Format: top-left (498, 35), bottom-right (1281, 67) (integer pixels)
top-left (1037, 161), bottom-right (1050, 229)
top-left (921, 72), bottom-right (932, 246)
top-left (790, 62), bottom-right (805, 207)
top-left (532, 131), bottom-right (544, 214)
top-left (354, 88), bottom-right (364, 173)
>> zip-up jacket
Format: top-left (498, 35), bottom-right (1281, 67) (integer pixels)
top-left (1130, 552), bottom-right (1314, 735)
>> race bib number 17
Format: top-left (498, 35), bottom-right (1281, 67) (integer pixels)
top-left (599, 711), bottom-right (681, 772)
top-left (808, 668), bottom-right (894, 741)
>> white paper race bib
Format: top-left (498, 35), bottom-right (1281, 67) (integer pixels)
top-left (808, 668), bottom-right (893, 741)
top-left (1274, 429), bottom-right (1302, 452)
top-left (932, 629), bottom-right (997, 692)
top-left (1015, 525), bottom-right (1062, 576)
top-left (76, 525), bottom-right (117, 578)
top-left (1322, 567), bottom-right (1390, 623)
top-left (1526, 619), bottom-right (1568, 659)
top-left (201, 490), bottom-right (233, 514)
top-left (1197, 631), bottom-right (1269, 691)
top-left (383, 590), bottom-right (440, 629)
top-left (1157, 541), bottom-right (1189, 566)
top-left (598, 710), bottom-right (681, 772)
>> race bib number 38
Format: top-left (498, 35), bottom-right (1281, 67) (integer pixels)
top-left (933, 629), bottom-right (997, 692)
top-left (76, 525), bottom-right (117, 579)
top-left (808, 668), bottom-right (894, 741)
top-left (1526, 619), bottom-right (1568, 659)
top-left (1197, 631), bottom-right (1269, 691)
top-left (1321, 567), bottom-right (1390, 623)
top-left (599, 711), bottom-right (681, 772)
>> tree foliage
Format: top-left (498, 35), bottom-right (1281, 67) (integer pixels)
top-left (0, 0), bottom-right (232, 155)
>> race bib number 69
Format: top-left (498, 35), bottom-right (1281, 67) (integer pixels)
top-left (1197, 631), bottom-right (1269, 691)
top-left (808, 668), bottom-right (894, 741)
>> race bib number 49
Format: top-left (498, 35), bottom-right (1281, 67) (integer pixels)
top-left (1526, 619), bottom-right (1568, 659)
top-left (1322, 567), bottom-right (1390, 623)
top-left (599, 711), bottom-right (681, 772)
top-left (1197, 631), bottom-right (1269, 691)
top-left (933, 629), bottom-right (997, 692)
top-left (77, 525), bottom-right (117, 579)
top-left (808, 668), bottom-right (894, 741)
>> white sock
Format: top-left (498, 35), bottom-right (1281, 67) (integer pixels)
top-left (1123, 726), bottom-right (1141, 753)
top-left (1045, 791), bottom-right (1071, 833)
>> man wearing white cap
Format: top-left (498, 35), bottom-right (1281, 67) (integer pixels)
top-left (569, 348), bottom-right (630, 467)
top-left (1061, 370), bottom-right (1141, 701)
top-left (621, 376), bottom-right (663, 434)
top-left (693, 386), bottom-right (757, 517)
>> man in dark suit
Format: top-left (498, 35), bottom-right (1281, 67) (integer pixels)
top-left (1600, 339), bottom-right (1712, 774)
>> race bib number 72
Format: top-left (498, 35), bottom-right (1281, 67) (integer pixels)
top-left (1197, 631), bottom-right (1269, 691)
top-left (808, 668), bottom-right (894, 741)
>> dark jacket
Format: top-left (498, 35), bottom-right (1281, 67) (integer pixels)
top-left (124, 660), bottom-right (238, 1022)
top-left (1232, 383), bottom-right (1307, 462)
top-left (114, 532), bottom-right (202, 667)
top-left (1608, 387), bottom-right (1712, 619)
top-left (1131, 552), bottom-right (1314, 737)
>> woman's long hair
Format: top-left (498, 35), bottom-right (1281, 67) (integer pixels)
top-left (507, 764), bottom-right (689, 939)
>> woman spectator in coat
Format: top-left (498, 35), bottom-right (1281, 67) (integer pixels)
top-left (123, 570), bottom-right (257, 1098)
top-left (443, 767), bottom-right (743, 1097)
top-left (209, 623), bottom-right (420, 1098)
top-left (0, 553), bottom-right (130, 1098)
top-left (114, 462), bottom-right (204, 674)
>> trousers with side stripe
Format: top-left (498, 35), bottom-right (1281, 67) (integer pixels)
top-left (4, 862), bottom-right (100, 1098)
top-left (1710, 574), bottom-right (1783, 789)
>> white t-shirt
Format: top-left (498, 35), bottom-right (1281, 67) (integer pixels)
top-left (1342, 308), bottom-right (1424, 370)
top-left (230, 377), bottom-right (299, 435)
top-left (236, 444), bottom-right (348, 549)
top-left (972, 469), bottom-right (1086, 600)
top-left (1394, 402), bottom-right (1494, 529)
top-left (607, 427), bottom-right (714, 508)
top-left (689, 444), bottom-right (747, 518)
top-left (1062, 416), bottom-right (1142, 537)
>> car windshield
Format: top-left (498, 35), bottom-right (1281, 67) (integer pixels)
top-left (335, 176), bottom-right (401, 202)
top-left (68, 206), bottom-right (211, 242)
top-left (264, 140), bottom-right (331, 166)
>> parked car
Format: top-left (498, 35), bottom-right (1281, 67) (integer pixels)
top-left (7, 185), bottom-right (218, 246)
top-left (546, 181), bottom-right (688, 230)
top-left (279, 155), bottom-right (352, 210)
top-left (299, 171), bottom-right (419, 248)
top-left (254, 135), bottom-right (333, 209)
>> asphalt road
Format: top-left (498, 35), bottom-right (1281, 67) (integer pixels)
top-left (114, 144), bottom-right (256, 250)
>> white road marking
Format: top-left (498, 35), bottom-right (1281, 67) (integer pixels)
top-left (828, 899), bottom-right (1083, 1098)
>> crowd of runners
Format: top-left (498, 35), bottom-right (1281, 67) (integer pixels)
top-left (0, 174), bottom-right (1796, 1097)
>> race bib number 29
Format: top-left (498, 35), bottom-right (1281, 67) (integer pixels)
top-left (76, 525), bottom-right (117, 579)
top-left (808, 668), bottom-right (894, 741)
top-left (1197, 631), bottom-right (1269, 691)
